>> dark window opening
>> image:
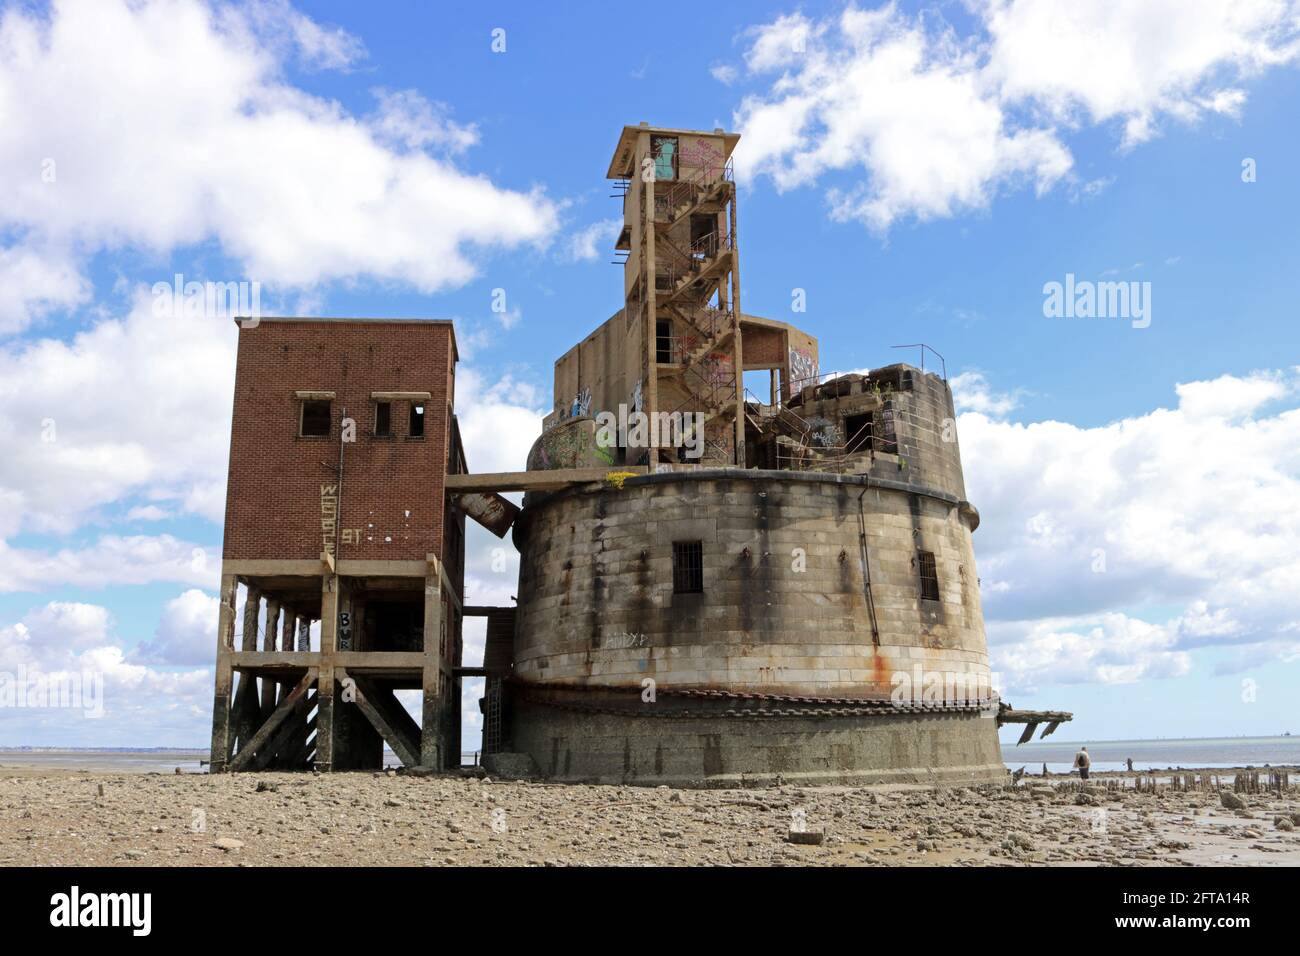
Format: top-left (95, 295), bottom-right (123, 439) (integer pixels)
top-left (656, 319), bottom-right (673, 363)
top-left (374, 401), bottom-right (392, 437)
top-left (918, 550), bottom-right (941, 602)
top-left (367, 598), bottom-right (423, 653)
top-left (300, 399), bottom-right (331, 437)
top-left (672, 540), bottom-right (704, 594)
top-left (690, 214), bottom-right (716, 258)
top-left (409, 402), bottom-right (425, 438)
top-left (844, 412), bottom-right (873, 453)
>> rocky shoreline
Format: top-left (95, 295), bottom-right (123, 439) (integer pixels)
top-left (1, 767), bottom-right (1296, 867)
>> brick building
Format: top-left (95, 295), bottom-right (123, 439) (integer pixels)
top-left (209, 316), bottom-right (467, 773)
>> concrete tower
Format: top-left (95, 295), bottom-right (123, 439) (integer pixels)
top-left (493, 124), bottom-right (1010, 787)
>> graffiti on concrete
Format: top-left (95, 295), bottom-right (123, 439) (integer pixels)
top-left (701, 351), bottom-right (733, 387)
top-left (569, 385), bottom-right (592, 419)
top-left (788, 346), bottom-right (817, 397)
top-left (680, 138), bottom-right (724, 177)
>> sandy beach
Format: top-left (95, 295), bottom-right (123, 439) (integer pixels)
top-left (1, 766), bottom-right (1296, 867)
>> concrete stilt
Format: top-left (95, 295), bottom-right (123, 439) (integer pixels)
top-left (207, 573), bottom-right (238, 773)
top-left (315, 571), bottom-right (338, 772)
top-left (420, 554), bottom-right (444, 769)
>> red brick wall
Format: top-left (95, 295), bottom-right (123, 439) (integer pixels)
top-left (222, 320), bottom-right (456, 564)
top-left (741, 324), bottom-right (785, 367)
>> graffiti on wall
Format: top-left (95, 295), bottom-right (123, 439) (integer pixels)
top-left (680, 138), bottom-right (724, 177)
top-left (702, 351), bottom-right (734, 387)
top-left (569, 385), bottom-right (592, 419)
top-left (788, 347), bottom-right (817, 397)
top-left (320, 483), bottom-right (361, 556)
top-left (321, 484), bottom-right (338, 557)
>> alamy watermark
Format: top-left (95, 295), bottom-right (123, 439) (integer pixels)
top-left (595, 404), bottom-right (707, 459)
top-left (152, 273), bottom-right (261, 326)
top-left (0, 665), bottom-right (103, 718)
top-left (1043, 273), bottom-right (1150, 329)
top-left (891, 665), bottom-right (1001, 716)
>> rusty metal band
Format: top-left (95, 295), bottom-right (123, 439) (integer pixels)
top-left (507, 679), bottom-right (993, 720)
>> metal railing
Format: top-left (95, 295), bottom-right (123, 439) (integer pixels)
top-left (652, 157), bottom-right (735, 223)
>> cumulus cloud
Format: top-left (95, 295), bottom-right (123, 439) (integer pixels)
top-left (0, 535), bottom-right (220, 594)
top-left (981, 0), bottom-right (1300, 147)
top-left (990, 612), bottom-right (1192, 694)
top-left (0, 245), bottom-right (91, 335)
top-left (950, 369), bottom-right (1024, 418)
top-left (565, 218), bottom-right (622, 262)
top-left (367, 88), bottom-right (479, 154)
top-left (728, 1), bottom-right (1300, 230)
top-left (0, 0), bottom-right (560, 333)
top-left (133, 589), bottom-right (220, 666)
top-left (0, 290), bottom-right (236, 541)
top-left (963, 369), bottom-right (1300, 691)
top-left (455, 368), bottom-right (548, 476)
top-left (0, 599), bottom-right (212, 746)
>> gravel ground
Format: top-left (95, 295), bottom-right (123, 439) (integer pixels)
top-left (2, 768), bottom-right (1297, 867)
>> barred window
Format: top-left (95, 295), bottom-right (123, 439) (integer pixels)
top-left (672, 541), bottom-right (704, 593)
top-left (918, 550), bottom-right (941, 602)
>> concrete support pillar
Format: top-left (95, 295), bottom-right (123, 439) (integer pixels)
top-left (729, 192), bottom-right (745, 465)
top-left (274, 608), bottom-right (296, 712)
top-left (281, 609), bottom-right (296, 653)
top-left (226, 586), bottom-right (263, 762)
top-left (207, 572), bottom-right (238, 773)
top-left (420, 554), bottom-right (444, 768)
top-left (260, 598), bottom-right (280, 718)
top-left (316, 575), bottom-right (339, 772)
top-left (241, 587), bottom-right (262, 651)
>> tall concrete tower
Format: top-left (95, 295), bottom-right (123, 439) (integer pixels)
top-left (490, 124), bottom-right (1013, 788)
top-left (606, 124), bottom-right (746, 464)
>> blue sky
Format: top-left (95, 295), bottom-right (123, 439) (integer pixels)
top-left (1, 0), bottom-right (1298, 752)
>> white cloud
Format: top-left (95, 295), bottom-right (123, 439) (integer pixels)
top-left (367, 88), bottom-right (479, 153)
top-left (0, 599), bottom-right (212, 746)
top-left (239, 0), bottom-right (367, 72)
top-left (0, 245), bottom-right (90, 335)
top-left (710, 63), bottom-right (739, 85)
top-left (950, 369), bottom-right (1024, 418)
top-left (963, 369), bottom-right (1300, 689)
top-left (125, 505), bottom-right (172, 522)
top-left (728, 1), bottom-right (1300, 230)
top-left (990, 612), bottom-right (1192, 694)
top-left (0, 290), bottom-right (236, 539)
top-left (565, 218), bottom-right (622, 262)
top-left (732, 4), bottom-right (1073, 230)
top-left (455, 369), bottom-right (548, 476)
top-left (133, 589), bottom-right (220, 666)
top-left (981, 0), bottom-right (1300, 148)
top-left (0, 0), bottom-right (560, 333)
top-left (0, 535), bottom-right (219, 594)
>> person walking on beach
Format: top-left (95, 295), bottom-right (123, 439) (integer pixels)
top-left (1126, 757), bottom-right (1134, 772)
top-left (1074, 746), bottom-right (1092, 780)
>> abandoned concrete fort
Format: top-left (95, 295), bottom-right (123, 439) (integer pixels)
top-left (208, 123), bottom-right (1065, 785)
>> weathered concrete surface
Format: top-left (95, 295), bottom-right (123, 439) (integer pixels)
top-left (512, 473), bottom-right (989, 697)
top-left (482, 752), bottom-right (540, 780)
top-left (509, 702), bottom-right (1005, 788)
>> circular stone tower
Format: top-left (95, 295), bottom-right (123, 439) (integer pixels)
top-left (505, 365), bottom-right (1004, 787)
